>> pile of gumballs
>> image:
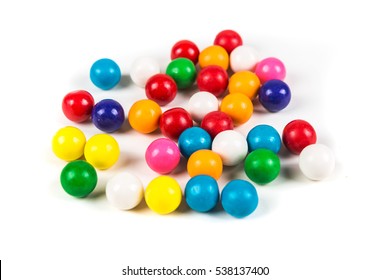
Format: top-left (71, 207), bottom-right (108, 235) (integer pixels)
top-left (52, 30), bottom-right (335, 218)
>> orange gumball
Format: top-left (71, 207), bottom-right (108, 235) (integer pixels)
top-left (128, 99), bottom-right (162, 133)
top-left (199, 45), bottom-right (229, 70)
top-left (220, 93), bottom-right (254, 125)
top-left (228, 71), bottom-right (261, 100)
top-left (187, 150), bottom-right (223, 180)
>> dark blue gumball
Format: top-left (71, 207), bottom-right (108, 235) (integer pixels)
top-left (92, 99), bottom-right (125, 133)
top-left (258, 79), bottom-right (291, 112)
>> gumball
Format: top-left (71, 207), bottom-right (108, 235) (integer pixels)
top-left (212, 130), bottom-right (248, 166)
top-left (258, 79), bottom-right (291, 112)
top-left (60, 160), bottom-right (97, 198)
top-left (244, 148), bottom-right (280, 185)
top-left (200, 111), bottom-right (234, 139)
top-left (90, 58), bottom-right (121, 90)
top-left (145, 74), bottom-right (177, 106)
top-left (106, 172), bottom-right (144, 210)
top-left (282, 119), bottom-right (317, 155)
top-left (299, 144), bottom-right (335, 180)
top-left (62, 90), bottom-right (94, 122)
top-left (196, 65), bottom-right (228, 97)
top-left (185, 175), bottom-right (219, 212)
top-left (198, 45), bottom-right (229, 70)
top-left (145, 138), bottom-right (181, 174)
top-left (129, 57), bottom-right (160, 87)
top-left (220, 93), bottom-right (253, 125)
top-left (145, 176), bottom-right (182, 215)
top-left (230, 45), bottom-right (259, 72)
top-left (214, 29), bottom-right (243, 54)
top-left (221, 179), bottom-right (258, 218)
top-left (166, 58), bottom-right (197, 89)
top-left (52, 126), bottom-right (86, 161)
top-left (178, 127), bottom-right (212, 158)
top-left (246, 124), bottom-right (281, 153)
top-left (128, 99), bottom-right (162, 134)
top-left (228, 71), bottom-right (261, 100)
top-left (84, 134), bottom-right (120, 170)
top-left (159, 107), bottom-right (193, 141)
top-left (188, 91), bottom-right (219, 123)
top-left (91, 99), bottom-right (125, 133)
top-left (255, 57), bottom-right (286, 83)
top-left (187, 150), bottom-right (223, 180)
top-left (171, 40), bottom-right (200, 65)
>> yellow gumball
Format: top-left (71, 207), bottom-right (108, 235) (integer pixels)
top-left (220, 93), bottom-right (254, 125)
top-left (84, 134), bottom-right (120, 170)
top-left (145, 176), bottom-right (182, 215)
top-left (52, 126), bottom-right (86, 161)
top-left (228, 70), bottom-right (261, 100)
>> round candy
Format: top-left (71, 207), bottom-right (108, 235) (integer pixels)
top-left (165, 58), bottom-right (197, 89)
top-left (201, 111), bottom-right (234, 139)
top-left (196, 65), bottom-right (228, 97)
top-left (84, 134), bottom-right (120, 170)
top-left (106, 172), bottom-right (144, 210)
top-left (230, 45), bottom-right (259, 72)
top-left (128, 99), bottom-right (162, 134)
top-left (187, 150), bottom-right (223, 180)
top-left (171, 40), bottom-right (200, 65)
top-left (185, 175), bottom-right (219, 212)
top-left (145, 138), bottom-right (181, 174)
top-left (198, 45), bottom-right (229, 70)
top-left (178, 127), bottom-right (212, 158)
top-left (60, 160), bottom-right (97, 198)
top-left (145, 73), bottom-right (177, 106)
top-left (282, 119), bottom-right (317, 155)
top-left (220, 93), bottom-right (253, 125)
top-left (214, 29), bottom-right (243, 54)
top-left (62, 90), bottom-right (94, 123)
top-left (159, 107), bottom-right (193, 141)
top-left (258, 79), bottom-right (291, 112)
top-left (299, 144), bottom-right (335, 181)
top-left (255, 57), bottom-right (286, 84)
top-left (129, 56), bottom-right (160, 87)
top-left (145, 176), bottom-right (182, 215)
top-left (52, 126), bottom-right (86, 161)
top-left (221, 179), bottom-right (258, 218)
top-left (92, 99), bottom-right (125, 133)
top-left (212, 130), bottom-right (248, 166)
top-left (188, 91), bottom-right (219, 123)
top-left (247, 124), bottom-right (281, 153)
top-left (228, 71), bottom-right (261, 100)
top-left (244, 149), bottom-right (280, 185)
top-left (90, 58), bottom-right (121, 90)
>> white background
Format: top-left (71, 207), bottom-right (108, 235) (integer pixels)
top-left (1, 0), bottom-right (389, 279)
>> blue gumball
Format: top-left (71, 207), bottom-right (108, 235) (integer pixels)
top-left (90, 58), bottom-right (121, 90)
top-left (258, 79), bottom-right (291, 112)
top-left (178, 127), bottom-right (212, 158)
top-left (92, 99), bottom-right (125, 133)
top-left (185, 175), bottom-right (219, 212)
top-left (247, 124), bottom-right (281, 153)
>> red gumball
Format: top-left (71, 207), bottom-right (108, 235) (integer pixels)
top-left (160, 108), bottom-right (193, 141)
top-left (201, 111), bottom-right (234, 139)
top-left (214, 30), bottom-right (243, 54)
top-left (171, 40), bottom-right (200, 65)
top-left (197, 65), bottom-right (229, 97)
top-left (282, 119), bottom-right (317, 154)
top-left (62, 90), bottom-right (94, 122)
top-left (145, 74), bottom-right (177, 106)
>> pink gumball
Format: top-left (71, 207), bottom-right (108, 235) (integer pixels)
top-left (145, 138), bottom-right (181, 174)
top-left (255, 57), bottom-right (286, 83)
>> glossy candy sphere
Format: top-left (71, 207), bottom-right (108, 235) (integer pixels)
top-left (106, 172), bottom-right (144, 210)
top-left (220, 93), bottom-right (253, 125)
top-left (84, 134), bottom-right (120, 170)
top-left (129, 57), bottom-right (160, 87)
top-left (228, 71), bottom-right (261, 100)
top-left (230, 46), bottom-right (259, 72)
top-left (145, 138), bottom-right (181, 174)
top-left (282, 119), bottom-right (317, 155)
top-left (221, 179), bottom-right (258, 218)
top-left (247, 124), bottom-right (281, 153)
top-left (62, 90), bottom-right (94, 122)
top-left (145, 176), bottom-right (182, 215)
top-left (299, 144), bottom-right (335, 181)
top-left (159, 107), bottom-right (193, 141)
top-left (90, 58), bottom-right (121, 90)
top-left (198, 45), bottom-right (229, 70)
top-left (60, 160), bottom-right (97, 198)
top-left (255, 57), bottom-right (286, 84)
top-left (188, 91), bottom-right (219, 123)
top-left (201, 111), bottom-right (234, 139)
top-left (92, 99), bottom-right (125, 133)
top-left (196, 65), bottom-right (228, 97)
top-left (214, 29), bottom-right (243, 54)
top-left (185, 175), bottom-right (219, 212)
top-left (128, 99), bottom-right (162, 134)
top-left (178, 127), bottom-right (212, 158)
top-left (171, 40), bottom-right (200, 65)
top-left (52, 126), bottom-right (86, 161)
top-left (258, 79), bottom-right (291, 112)
top-left (212, 130), bottom-right (248, 166)
top-left (166, 58), bottom-right (197, 89)
top-left (187, 150), bottom-right (223, 180)
top-left (244, 148), bottom-right (280, 185)
top-left (145, 74), bottom-right (177, 106)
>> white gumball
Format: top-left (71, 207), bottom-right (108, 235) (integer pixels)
top-left (212, 130), bottom-right (248, 166)
top-left (299, 144), bottom-right (335, 181)
top-left (188, 91), bottom-right (219, 123)
top-left (129, 57), bottom-right (160, 87)
top-left (230, 45), bottom-right (260, 72)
